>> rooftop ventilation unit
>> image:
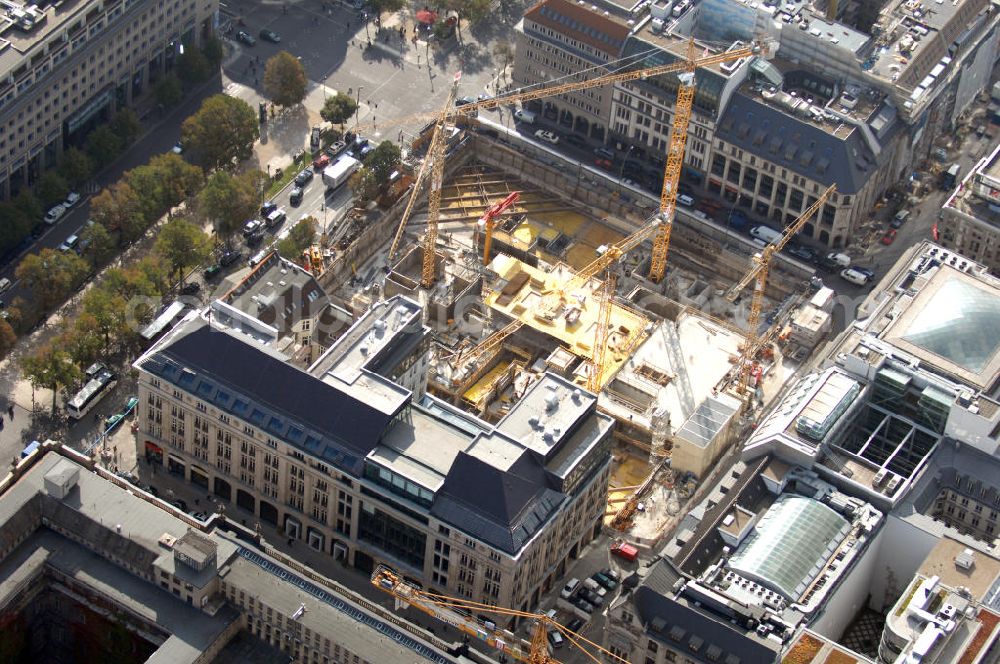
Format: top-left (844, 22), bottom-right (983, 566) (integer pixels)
top-left (954, 548), bottom-right (975, 570)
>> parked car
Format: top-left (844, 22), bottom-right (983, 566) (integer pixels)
top-left (171, 499), bottom-right (189, 512)
top-left (840, 267), bottom-right (871, 286)
top-left (243, 219), bottom-right (263, 237)
top-left (881, 228), bottom-right (897, 245)
top-left (64, 191), bottom-right (81, 207)
top-left (204, 264), bottom-right (222, 280)
top-left (0, 278), bottom-right (10, 294)
top-left (594, 158), bottom-right (613, 170)
top-left (534, 129), bottom-right (559, 145)
top-left (563, 134), bottom-right (587, 148)
top-left (58, 234), bottom-right (80, 252)
top-left (312, 153), bottom-right (330, 171)
top-left (890, 209), bottom-right (910, 229)
top-left (219, 250), bottom-right (243, 267)
top-left (573, 597), bottom-right (595, 614)
top-left (237, 30), bottom-right (256, 46)
top-left (294, 167), bottom-right (314, 186)
top-left (559, 578), bottom-right (581, 600)
top-left (592, 571), bottom-right (618, 591)
top-left (455, 96), bottom-right (476, 107)
top-left (787, 245), bottom-right (816, 263)
top-left (853, 266), bottom-right (875, 279)
top-left (44, 203), bottom-right (66, 225)
top-left (261, 200), bottom-right (278, 217)
top-left (172, 142), bottom-right (184, 154)
top-left (290, 186), bottom-right (304, 205)
top-left (582, 578), bottom-right (607, 598)
top-left (259, 29), bottom-right (281, 43)
top-left (547, 630), bottom-right (565, 649)
top-left (579, 588), bottom-right (604, 607)
top-left (325, 140), bottom-right (348, 159)
top-left (565, 618), bottom-right (585, 634)
top-left (180, 282), bottom-right (201, 295)
top-left (594, 147), bottom-right (615, 160)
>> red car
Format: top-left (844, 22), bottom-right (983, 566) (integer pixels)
top-left (881, 228), bottom-right (897, 245)
top-left (594, 158), bottom-right (613, 170)
top-left (312, 154), bottom-right (330, 171)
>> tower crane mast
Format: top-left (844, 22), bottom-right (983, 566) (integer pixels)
top-left (725, 184), bottom-right (836, 396)
top-left (372, 565), bottom-right (629, 664)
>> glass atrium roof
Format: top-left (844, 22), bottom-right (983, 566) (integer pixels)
top-left (729, 495), bottom-right (849, 599)
top-left (901, 279), bottom-right (1000, 374)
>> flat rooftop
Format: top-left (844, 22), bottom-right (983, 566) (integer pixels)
top-left (495, 372), bottom-right (598, 459)
top-left (919, 537), bottom-right (1000, 602)
top-left (0, 0), bottom-right (85, 78)
top-left (0, 529), bottom-right (238, 664)
top-left (485, 254), bottom-right (649, 388)
top-left (309, 296), bottom-right (422, 417)
top-left (369, 407), bottom-right (475, 491)
top-left (943, 143), bottom-right (1000, 231)
top-left (624, 27), bottom-right (754, 78)
top-left (219, 252), bottom-right (326, 330)
top-left (599, 313), bottom-right (744, 434)
top-left (220, 549), bottom-right (456, 664)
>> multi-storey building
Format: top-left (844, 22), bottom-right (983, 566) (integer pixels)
top-left (0, 0), bottom-right (218, 199)
top-left (939, 142), bottom-right (1000, 275)
top-left (0, 445), bottom-right (467, 664)
top-left (512, 0), bottom-right (631, 141)
top-left (135, 295), bottom-right (614, 619)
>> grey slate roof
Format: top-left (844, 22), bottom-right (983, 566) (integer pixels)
top-left (633, 591), bottom-right (779, 664)
top-left (142, 322), bottom-right (396, 473)
top-left (715, 92), bottom-right (879, 194)
top-left (431, 450), bottom-right (565, 555)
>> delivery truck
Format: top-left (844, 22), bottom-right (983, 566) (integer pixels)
top-left (322, 155), bottom-right (360, 190)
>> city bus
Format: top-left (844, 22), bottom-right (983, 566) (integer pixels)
top-left (66, 362), bottom-right (117, 421)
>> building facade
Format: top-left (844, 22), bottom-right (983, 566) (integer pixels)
top-left (0, 0), bottom-right (218, 199)
top-left (939, 143), bottom-right (1000, 275)
top-left (135, 298), bottom-right (614, 620)
top-left (512, 0), bottom-right (631, 141)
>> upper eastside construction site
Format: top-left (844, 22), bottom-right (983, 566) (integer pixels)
top-left (320, 118), bottom-right (836, 546)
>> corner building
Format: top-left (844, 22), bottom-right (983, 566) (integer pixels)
top-left (134, 296), bottom-right (613, 620)
top-left (0, 0), bottom-right (218, 199)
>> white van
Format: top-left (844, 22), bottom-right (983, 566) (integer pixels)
top-left (677, 194), bottom-right (695, 207)
top-left (560, 578), bottom-right (581, 600)
top-left (826, 252), bottom-right (851, 268)
top-left (840, 267), bottom-right (870, 286)
top-left (513, 109), bottom-right (537, 125)
top-left (750, 225), bottom-right (782, 244)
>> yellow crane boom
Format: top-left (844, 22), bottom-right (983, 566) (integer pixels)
top-left (726, 184), bottom-right (836, 395)
top-left (371, 565), bottom-right (629, 664)
top-left (588, 272), bottom-right (617, 393)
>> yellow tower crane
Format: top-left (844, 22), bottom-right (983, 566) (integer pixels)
top-left (725, 184), bottom-right (836, 396)
top-left (587, 272), bottom-right (617, 393)
top-left (385, 72), bottom-right (462, 285)
top-left (372, 565), bottom-right (629, 664)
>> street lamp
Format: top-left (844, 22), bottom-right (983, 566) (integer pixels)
top-left (354, 86), bottom-right (364, 131)
top-left (618, 145), bottom-right (635, 192)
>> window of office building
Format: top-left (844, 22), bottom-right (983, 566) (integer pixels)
top-left (358, 503), bottom-right (427, 569)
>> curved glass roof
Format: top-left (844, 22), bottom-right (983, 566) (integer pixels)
top-left (902, 279), bottom-right (1000, 373)
top-left (729, 495), bottom-right (849, 599)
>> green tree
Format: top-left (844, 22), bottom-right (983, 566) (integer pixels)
top-left (320, 92), bottom-right (359, 128)
top-left (91, 182), bottom-right (146, 244)
top-left (276, 217), bottom-right (317, 259)
top-left (81, 287), bottom-right (128, 350)
top-left (36, 172), bottom-right (69, 207)
top-left (263, 51), bottom-right (308, 108)
top-left (493, 40), bottom-right (514, 77)
top-left (12, 189), bottom-right (42, 221)
top-left (79, 221), bottom-right (115, 267)
top-left (202, 36), bottom-right (224, 66)
top-left (153, 73), bottom-right (184, 109)
top-left (0, 202), bottom-right (32, 255)
top-left (176, 46), bottom-right (211, 85)
top-left (62, 315), bottom-right (103, 368)
top-left (370, 0), bottom-right (406, 22)
top-left (197, 170), bottom-right (259, 238)
top-left (110, 109), bottom-right (141, 146)
top-left (21, 343), bottom-right (80, 415)
top-left (85, 125), bottom-right (123, 166)
top-left (124, 153), bottom-right (202, 221)
top-left (15, 248), bottom-right (90, 310)
top-left (155, 218), bottom-right (211, 283)
top-left (0, 318), bottom-right (15, 361)
top-left (363, 140), bottom-right (401, 185)
top-left (348, 166), bottom-right (379, 201)
top-left (58, 147), bottom-right (94, 189)
top-left (181, 94), bottom-right (259, 170)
